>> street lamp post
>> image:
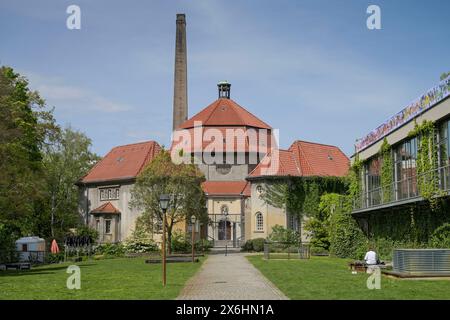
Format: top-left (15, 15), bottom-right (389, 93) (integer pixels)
top-left (224, 211), bottom-right (228, 256)
top-left (191, 215), bottom-right (197, 263)
top-left (159, 194), bottom-right (170, 286)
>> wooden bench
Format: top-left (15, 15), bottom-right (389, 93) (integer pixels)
top-left (349, 261), bottom-right (387, 273)
top-left (4, 263), bottom-right (31, 270)
top-left (349, 261), bottom-right (367, 272)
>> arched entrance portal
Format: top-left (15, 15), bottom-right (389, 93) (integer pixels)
top-left (218, 220), bottom-right (231, 240)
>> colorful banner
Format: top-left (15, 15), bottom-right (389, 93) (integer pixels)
top-left (355, 75), bottom-right (450, 153)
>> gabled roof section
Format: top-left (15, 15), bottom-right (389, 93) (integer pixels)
top-left (289, 140), bottom-right (349, 177)
top-left (80, 141), bottom-right (161, 184)
top-left (178, 98), bottom-right (271, 130)
top-left (248, 140), bottom-right (349, 179)
top-left (248, 149), bottom-right (301, 178)
top-left (90, 202), bottom-right (120, 214)
top-left (202, 180), bottom-right (250, 197)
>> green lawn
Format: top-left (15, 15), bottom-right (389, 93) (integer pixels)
top-left (0, 257), bottom-right (202, 300)
top-left (247, 255), bottom-right (450, 300)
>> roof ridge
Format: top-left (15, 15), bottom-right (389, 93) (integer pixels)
top-left (295, 142), bottom-right (313, 174)
top-left (180, 99), bottom-right (217, 128)
top-left (292, 139), bottom-right (341, 149)
top-left (98, 202), bottom-right (109, 209)
top-left (288, 148), bottom-right (302, 175)
top-left (203, 99), bottom-right (220, 125)
top-left (293, 139), bottom-right (350, 161)
top-left (229, 99), bottom-right (272, 129)
top-left (111, 140), bottom-right (157, 150)
top-left (227, 99), bottom-right (249, 127)
top-left (136, 141), bottom-right (158, 174)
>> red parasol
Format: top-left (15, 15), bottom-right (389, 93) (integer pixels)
top-left (50, 239), bottom-right (60, 254)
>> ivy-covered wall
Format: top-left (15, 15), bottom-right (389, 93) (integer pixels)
top-left (366, 201), bottom-right (450, 244)
top-left (348, 119), bottom-right (450, 259)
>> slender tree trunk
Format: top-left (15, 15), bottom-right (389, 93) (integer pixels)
top-left (50, 193), bottom-right (56, 238)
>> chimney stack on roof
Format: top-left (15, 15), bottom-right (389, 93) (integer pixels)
top-left (172, 14), bottom-right (188, 131)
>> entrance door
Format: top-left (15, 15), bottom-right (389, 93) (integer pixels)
top-left (218, 220), bottom-right (231, 240)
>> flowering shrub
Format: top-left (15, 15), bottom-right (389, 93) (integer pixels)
top-left (122, 226), bottom-right (158, 254)
top-left (123, 238), bottom-right (158, 253)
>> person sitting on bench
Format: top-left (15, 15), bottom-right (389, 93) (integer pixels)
top-left (364, 247), bottom-right (379, 273)
top-left (364, 247), bottom-right (377, 265)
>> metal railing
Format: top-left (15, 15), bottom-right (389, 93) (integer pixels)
top-left (393, 249), bottom-right (450, 275)
top-left (353, 164), bottom-right (450, 211)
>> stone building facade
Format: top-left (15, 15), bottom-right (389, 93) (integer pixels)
top-left (77, 84), bottom-right (349, 246)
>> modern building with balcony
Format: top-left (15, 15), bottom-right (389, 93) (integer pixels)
top-left (351, 75), bottom-right (450, 241)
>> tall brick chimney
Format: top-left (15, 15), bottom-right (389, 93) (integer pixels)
top-left (172, 14), bottom-right (188, 131)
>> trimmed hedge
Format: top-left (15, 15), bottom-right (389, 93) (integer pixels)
top-left (241, 238), bottom-right (266, 252)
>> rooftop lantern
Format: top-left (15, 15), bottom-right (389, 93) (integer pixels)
top-left (218, 81), bottom-right (231, 99)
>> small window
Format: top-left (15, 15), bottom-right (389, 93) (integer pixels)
top-left (22, 244), bottom-right (28, 252)
top-left (289, 215), bottom-right (298, 231)
top-left (96, 219), bottom-right (100, 232)
top-left (256, 185), bottom-right (263, 194)
top-left (105, 220), bottom-right (112, 234)
top-left (221, 205), bottom-right (229, 215)
top-left (255, 212), bottom-right (263, 231)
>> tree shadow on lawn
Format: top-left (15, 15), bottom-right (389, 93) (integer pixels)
top-left (0, 263), bottom-right (97, 277)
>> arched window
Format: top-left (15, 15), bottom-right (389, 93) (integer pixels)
top-left (255, 212), bottom-right (263, 231)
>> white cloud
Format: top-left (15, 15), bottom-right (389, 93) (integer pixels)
top-left (24, 71), bottom-right (133, 113)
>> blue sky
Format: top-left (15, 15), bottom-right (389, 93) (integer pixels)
top-left (1, 0), bottom-right (449, 156)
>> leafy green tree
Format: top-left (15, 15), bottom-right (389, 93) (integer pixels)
top-left (0, 66), bottom-right (57, 234)
top-left (0, 223), bottom-right (18, 263)
top-left (130, 150), bottom-right (207, 253)
top-left (268, 225), bottom-right (299, 243)
top-left (1, 66), bottom-right (97, 249)
top-left (42, 127), bottom-right (99, 238)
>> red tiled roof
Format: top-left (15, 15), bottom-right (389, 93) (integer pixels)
top-left (289, 140), bottom-right (349, 177)
top-left (81, 141), bottom-right (161, 183)
top-left (202, 181), bottom-right (250, 196)
top-left (178, 98), bottom-right (271, 130)
top-left (248, 149), bottom-right (301, 177)
top-left (90, 202), bottom-right (120, 214)
top-left (171, 126), bottom-right (273, 153)
top-left (242, 181), bottom-right (251, 197)
top-left (248, 140), bottom-right (349, 178)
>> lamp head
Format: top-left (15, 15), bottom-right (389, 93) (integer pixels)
top-left (159, 194), bottom-right (170, 212)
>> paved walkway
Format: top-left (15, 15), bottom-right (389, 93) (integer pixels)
top-left (177, 253), bottom-right (288, 300)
